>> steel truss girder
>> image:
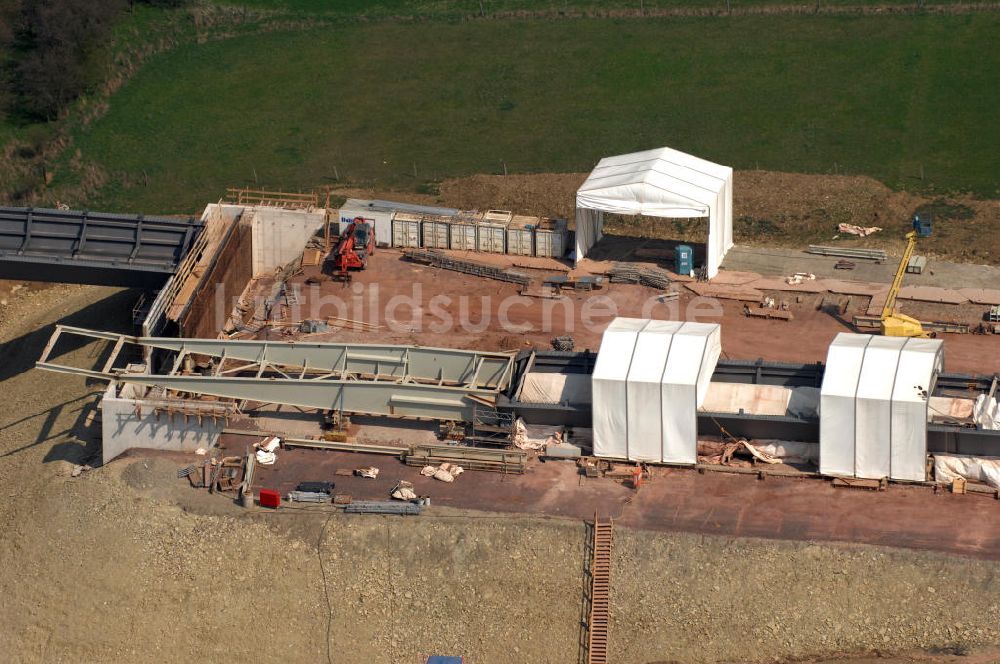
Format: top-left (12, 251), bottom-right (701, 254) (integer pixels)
top-left (142, 336), bottom-right (514, 389)
top-left (106, 373), bottom-right (495, 420)
top-left (36, 326), bottom-right (515, 422)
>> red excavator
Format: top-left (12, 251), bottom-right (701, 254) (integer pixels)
top-left (325, 217), bottom-right (375, 280)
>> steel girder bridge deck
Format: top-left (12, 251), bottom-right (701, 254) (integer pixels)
top-left (37, 326), bottom-right (516, 422)
top-left (0, 206), bottom-right (202, 287)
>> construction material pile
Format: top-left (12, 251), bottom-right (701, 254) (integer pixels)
top-left (403, 248), bottom-right (530, 286)
top-left (420, 462), bottom-right (465, 482)
top-left (807, 245), bottom-right (887, 262)
top-left (607, 262), bottom-right (672, 289)
top-left (551, 335), bottom-right (575, 351)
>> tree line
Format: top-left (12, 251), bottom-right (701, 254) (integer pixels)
top-left (0, 0), bottom-right (185, 123)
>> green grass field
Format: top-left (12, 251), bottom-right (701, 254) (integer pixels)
top-left (69, 12), bottom-right (1000, 213)
top-left (217, 0), bottom-right (988, 16)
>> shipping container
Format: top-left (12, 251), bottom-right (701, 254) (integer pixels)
top-left (506, 215), bottom-right (537, 256)
top-left (476, 222), bottom-right (508, 253)
top-left (391, 212), bottom-right (421, 248)
top-left (534, 218), bottom-right (568, 258)
top-left (449, 221), bottom-right (478, 251)
top-left (421, 216), bottom-right (450, 249)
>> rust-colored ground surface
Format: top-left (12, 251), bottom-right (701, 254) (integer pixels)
top-left (231, 440), bottom-right (1000, 561)
top-left (246, 248), bottom-right (1000, 376)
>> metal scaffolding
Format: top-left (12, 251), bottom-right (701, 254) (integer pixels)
top-left (37, 326), bottom-right (516, 422)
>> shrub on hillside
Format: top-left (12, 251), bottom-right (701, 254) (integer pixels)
top-left (12, 0), bottom-right (126, 120)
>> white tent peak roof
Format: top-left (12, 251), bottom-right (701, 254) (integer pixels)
top-left (577, 146), bottom-right (732, 211)
top-left (588, 146), bottom-right (732, 180)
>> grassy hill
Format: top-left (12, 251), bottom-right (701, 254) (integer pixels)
top-left (52, 9), bottom-right (1000, 213)
top-left (214, 0), bottom-right (993, 15)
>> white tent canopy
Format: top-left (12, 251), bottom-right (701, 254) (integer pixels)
top-left (819, 333), bottom-right (943, 482)
top-left (592, 317), bottom-right (722, 463)
top-left (574, 147), bottom-right (734, 278)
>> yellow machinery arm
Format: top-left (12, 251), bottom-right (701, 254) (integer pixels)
top-left (881, 231), bottom-right (917, 319)
top-left (878, 230), bottom-right (930, 337)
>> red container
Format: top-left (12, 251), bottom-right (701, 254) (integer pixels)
top-left (258, 488), bottom-right (281, 509)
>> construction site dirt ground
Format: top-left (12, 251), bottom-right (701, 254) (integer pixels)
top-left (3, 286), bottom-right (1000, 663)
top-left (239, 248), bottom-right (1000, 376)
top-left (218, 439), bottom-right (1000, 560)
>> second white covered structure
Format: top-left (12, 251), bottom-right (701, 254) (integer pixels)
top-left (592, 318), bottom-right (721, 464)
top-left (819, 333), bottom-right (944, 482)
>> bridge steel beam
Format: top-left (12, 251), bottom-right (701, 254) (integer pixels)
top-left (36, 326), bottom-right (516, 422)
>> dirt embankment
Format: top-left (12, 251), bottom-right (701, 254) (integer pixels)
top-left (336, 170), bottom-right (1000, 265)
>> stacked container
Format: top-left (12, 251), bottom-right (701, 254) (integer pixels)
top-left (506, 215), bottom-right (537, 257)
top-left (391, 212), bottom-right (421, 248)
top-left (477, 209), bottom-right (511, 253)
top-left (421, 214), bottom-right (450, 249)
top-left (448, 212), bottom-right (480, 251)
top-left (534, 218), bottom-right (568, 258)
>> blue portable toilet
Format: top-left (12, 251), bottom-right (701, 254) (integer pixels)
top-left (427, 658), bottom-right (463, 664)
top-left (912, 213), bottom-right (932, 238)
top-left (675, 244), bottom-right (694, 276)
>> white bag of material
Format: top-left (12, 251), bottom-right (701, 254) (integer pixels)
top-left (255, 450), bottom-right (276, 465)
top-left (261, 436), bottom-right (281, 453)
top-left (750, 439), bottom-right (819, 465)
top-left (983, 464), bottom-right (1000, 488)
top-left (432, 469), bottom-right (455, 482)
top-left (420, 465), bottom-right (438, 477)
top-left (934, 453), bottom-right (1000, 489)
top-left (512, 418), bottom-right (561, 451)
top-left (974, 395), bottom-right (998, 430)
top-left (391, 485), bottom-right (417, 501)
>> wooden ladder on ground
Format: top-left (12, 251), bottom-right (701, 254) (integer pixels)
top-left (587, 513), bottom-right (613, 664)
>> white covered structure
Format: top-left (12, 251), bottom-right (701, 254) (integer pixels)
top-left (592, 318), bottom-right (722, 463)
top-left (819, 333), bottom-right (944, 482)
top-left (574, 147), bottom-right (734, 279)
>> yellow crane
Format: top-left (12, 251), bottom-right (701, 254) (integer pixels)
top-left (880, 230), bottom-right (931, 337)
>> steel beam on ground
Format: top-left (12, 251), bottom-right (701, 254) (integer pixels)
top-left (113, 374), bottom-right (494, 420)
top-left (36, 326), bottom-right (515, 422)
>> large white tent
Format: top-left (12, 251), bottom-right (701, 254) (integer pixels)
top-left (574, 147), bottom-right (734, 279)
top-left (592, 317), bottom-right (721, 463)
top-left (819, 333), bottom-right (943, 482)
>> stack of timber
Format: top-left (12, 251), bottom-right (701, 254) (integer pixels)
top-left (744, 305), bottom-right (794, 321)
top-left (344, 501), bottom-right (421, 515)
top-left (403, 248), bottom-right (530, 286)
top-left (807, 245), bottom-right (887, 262)
top-left (404, 443), bottom-right (527, 474)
